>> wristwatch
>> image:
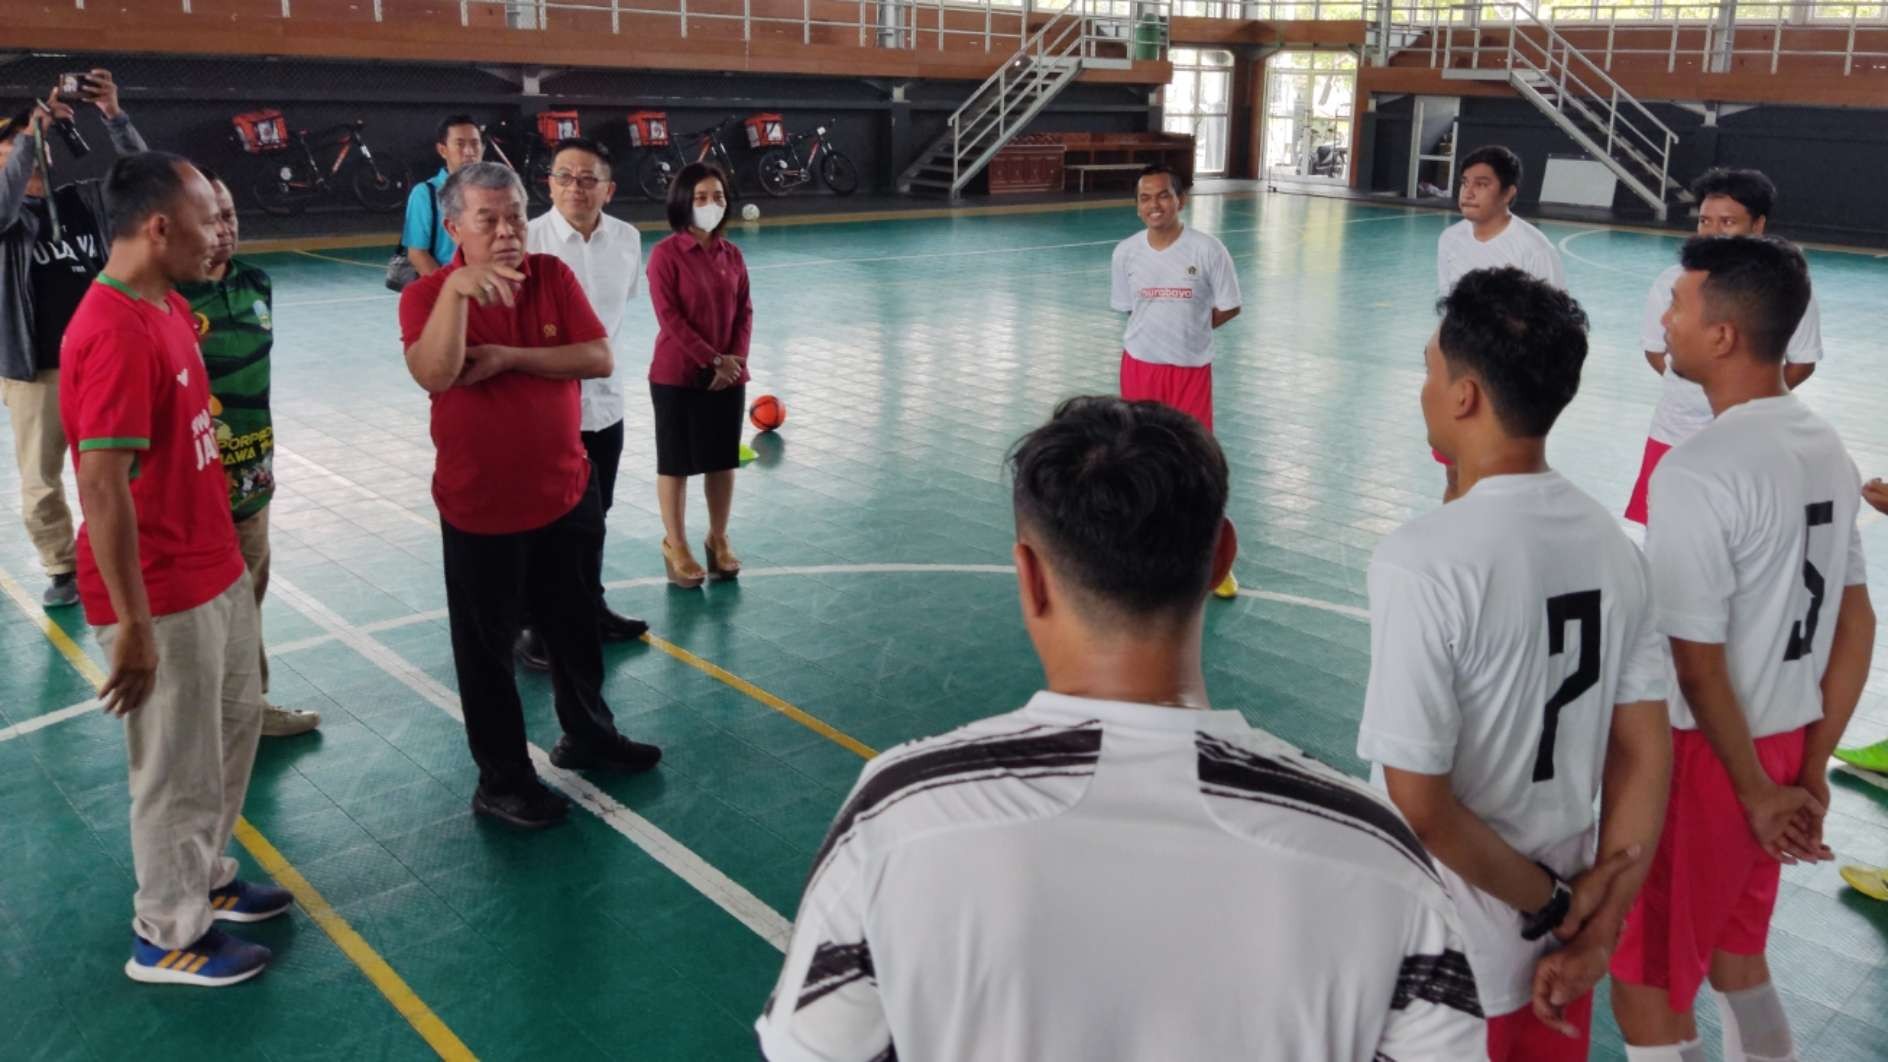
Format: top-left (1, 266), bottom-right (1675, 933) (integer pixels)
top-left (1520, 863), bottom-right (1572, 942)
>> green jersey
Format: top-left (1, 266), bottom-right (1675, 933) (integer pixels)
top-left (181, 257), bottom-right (276, 522)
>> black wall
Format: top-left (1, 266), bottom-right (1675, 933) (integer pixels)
top-left (1363, 91), bottom-right (1888, 245)
top-left (0, 53), bottom-right (1153, 219)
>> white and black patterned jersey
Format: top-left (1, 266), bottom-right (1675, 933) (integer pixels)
top-left (756, 692), bottom-right (1486, 1062)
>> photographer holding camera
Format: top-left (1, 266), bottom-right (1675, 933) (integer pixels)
top-left (0, 68), bottom-right (146, 607)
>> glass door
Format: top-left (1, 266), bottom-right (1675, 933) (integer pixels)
top-left (1161, 48), bottom-right (1235, 177)
top-left (1260, 50), bottom-right (1357, 183)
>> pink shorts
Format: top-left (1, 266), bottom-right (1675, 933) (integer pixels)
top-left (1611, 725), bottom-right (1807, 1012)
top-left (1119, 351), bottom-right (1213, 433)
top-left (1487, 991), bottom-right (1593, 1062)
top-left (1625, 437), bottom-right (1674, 525)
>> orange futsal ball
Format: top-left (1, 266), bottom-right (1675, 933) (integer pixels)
top-left (749, 394), bottom-right (786, 432)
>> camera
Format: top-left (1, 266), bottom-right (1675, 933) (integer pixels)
top-left (58, 72), bottom-right (97, 99)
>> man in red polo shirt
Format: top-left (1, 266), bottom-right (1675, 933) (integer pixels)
top-left (399, 161), bottom-right (661, 830)
top-left (64, 152), bottom-right (290, 986)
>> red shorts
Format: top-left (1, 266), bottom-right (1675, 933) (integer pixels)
top-left (1487, 992), bottom-right (1593, 1062)
top-left (1611, 725), bottom-right (1808, 1012)
top-left (1624, 437), bottom-right (1674, 525)
top-left (1120, 351), bottom-right (1213, 433)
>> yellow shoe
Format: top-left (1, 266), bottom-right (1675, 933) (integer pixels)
top-left (1214, 573), bottom-right (1239, 599)
top-left (1840, 864), bottom-right (1888, 901)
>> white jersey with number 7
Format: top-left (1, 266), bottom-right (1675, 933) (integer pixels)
top-left (1357, 470), bottom-right (1669, 1015)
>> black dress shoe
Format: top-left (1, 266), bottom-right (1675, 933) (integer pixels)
top-left (514, 628), bottom-right (550, 672)
top-left (471, 782), bottom-right (569, 829)
top-left (599, 607), bottom-right (650, 642)
top-left (549, 733), bottom-right (663, 773)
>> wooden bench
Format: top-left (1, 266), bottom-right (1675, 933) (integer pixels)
top-left (1068, 162), bottom-right (1147, 193)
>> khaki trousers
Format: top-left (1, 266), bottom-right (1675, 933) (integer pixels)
top-left (0, 369), bottom-right (77, 577)
top-left (98, 572), bottom-right (264, 950)
top-left (234, 506), bottom-right (273, 695)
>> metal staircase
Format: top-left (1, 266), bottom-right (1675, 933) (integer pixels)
top-left (1426, 3), bottom-right (1683, 218)
top-left (899, 1), bottom-right (1165, 199)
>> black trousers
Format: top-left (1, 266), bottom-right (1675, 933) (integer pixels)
top-left (440, 473), bottom-right (617, 794)
top-left (580, 419), bottom-right (624, 605)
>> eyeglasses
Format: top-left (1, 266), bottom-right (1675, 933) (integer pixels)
top-left (551, 172), bottom-right (604, 190)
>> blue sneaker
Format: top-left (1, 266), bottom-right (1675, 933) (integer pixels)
top-left (125, 927), bottom-right (270, 986)
top-left (209, 879), bottom-right (294, 923)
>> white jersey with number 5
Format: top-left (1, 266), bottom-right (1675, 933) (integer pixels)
top-left (1646, 394), bottom-right (1866, 736)
top-left (1357, 471), bottom-right (1669, 1015)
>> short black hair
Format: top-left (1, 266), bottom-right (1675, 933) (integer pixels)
top-left (667, 162), bottom-right (729, 234)
top-left (436, 114), bottom-right (481, 145)
top-left (196, 165), bottom-right (222, 187)
top-left (1138, 162), bottom-right (1190, 197)
top-left (550, 136), bottom-right (611, 177)
top-left (1009, 396), bottom-right (1228, 623)
top-left (1689, 167), bottom-right (1775, 222)
top-left (1461, 145), bottom-right (1523, 191)
top-left (1436, 267), bottom-right (1589, 438)
top-left (105, 151), bottom-right (198, 240)
top-left (1678, 234), bottom-right (1810, 364)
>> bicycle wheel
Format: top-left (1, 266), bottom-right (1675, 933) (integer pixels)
top-left (757, 149), bottom-right (796, 198)
top-left (820, 151), bottom-right (861, 196)
top-left (251, 158), bottom-right (311, 217)
top-left (351, 164), bottom-right (409, 213)
top-left (636, 152), bottom-right (672, 201)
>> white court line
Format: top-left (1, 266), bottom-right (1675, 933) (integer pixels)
top-left (268, 574), bottom-right (794, 951)
top-left (263, 564), bottom-right (1368, 659)
top-left (0, 699), bottom-right (99, 744)
top-left (1556, 227), bottom-right (1654, 277)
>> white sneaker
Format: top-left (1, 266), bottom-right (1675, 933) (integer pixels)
top-left (260, 704), bottom-right (321, 738)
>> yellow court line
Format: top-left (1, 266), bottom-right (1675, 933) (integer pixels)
top-left (0, 564), bottom-right (474, 1062)
top-left (292, 249), bottom-right (391, 271)
top-left (642, 633), bottom-right (877, 760)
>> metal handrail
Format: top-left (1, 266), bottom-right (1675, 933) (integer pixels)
top-left (1546, 2), bottom-right (1888, 75)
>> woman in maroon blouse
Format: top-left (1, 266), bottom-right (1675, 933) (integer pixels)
top-left (645, 163), bottom-right (751, 587)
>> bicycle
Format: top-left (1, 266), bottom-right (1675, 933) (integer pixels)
top-left (481, 119), bottom-right (555, 210)
top-left (756, 118), bottom-right (859, 197)
top-left (234, 112), bottom-right (409, 217)
top-left (632, 117), bottom-right (743, 203)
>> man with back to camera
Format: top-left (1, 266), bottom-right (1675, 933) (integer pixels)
top-left (401, 114), bottom-right (485, 280)
top-left (1432, 145), bottom-right (1565, 503)
top-left (1358, 267), bottom-right (1672, 1061)
top-left (1624, 167), bottom-right (1823, 526)
top-left (64, 152), bottom-right (292, 986)
top-left (399, 161), bottom-right (661, 830)
top-left (177, 167), bottom-right (321, 738)
top-left (1608, 235), bottom-right (1874, 1062)
top-left (1, 69), bottom-right (145, 607)
top-left (514, 136), bottom-right (649, 672)
top-left (1109, 162), bottom-right (1242, 599)
top-left (756, 395), bottom-right (1487, 1061)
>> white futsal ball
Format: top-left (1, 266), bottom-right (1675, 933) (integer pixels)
top-left (741, 203), bottom-right (761, 222)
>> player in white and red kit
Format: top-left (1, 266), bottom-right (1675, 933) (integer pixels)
top-left (1609, 235), bottom-right (1876, 1062)
top-left (1359, 267), bottom-right (1672, 1062)
top-left (1625, 168), bottom-right (1823, 525)
top-left (1111, 162), bottom-right (1242, 597)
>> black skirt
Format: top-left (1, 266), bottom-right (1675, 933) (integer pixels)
top-left (650, 381), bottom-right (746, 477)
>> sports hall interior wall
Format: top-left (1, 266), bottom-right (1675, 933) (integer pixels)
top-left (1362, 92), bottom-right (1888, 247)
top-left (0, 53), bottom-right (1155, 214)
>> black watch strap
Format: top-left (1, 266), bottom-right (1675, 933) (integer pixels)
top-left (1520, 863), bottom-right (1572, 942)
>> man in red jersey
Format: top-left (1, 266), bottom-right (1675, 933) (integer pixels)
top-left (63, 152), bottom-right (289, 987)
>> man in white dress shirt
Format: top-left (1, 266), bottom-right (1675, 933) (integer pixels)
top-left (516, 137), bottom-right (647, 669)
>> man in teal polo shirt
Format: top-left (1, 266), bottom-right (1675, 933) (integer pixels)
top-left (402, 115), bottom-right (484, 278)
top-left (180, 170), bottom-right (320, 738)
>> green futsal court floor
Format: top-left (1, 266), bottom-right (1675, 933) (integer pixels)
top-left (2, 192), bottom-right (1886, 1061)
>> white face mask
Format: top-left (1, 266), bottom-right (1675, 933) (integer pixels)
top-left (692, 202), bottom-right (725, 233)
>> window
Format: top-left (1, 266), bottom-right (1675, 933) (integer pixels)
top-left (1162, 48), bottom-right (1235, 176)
top-left (1261, 49), bottom-right (1355, 182)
